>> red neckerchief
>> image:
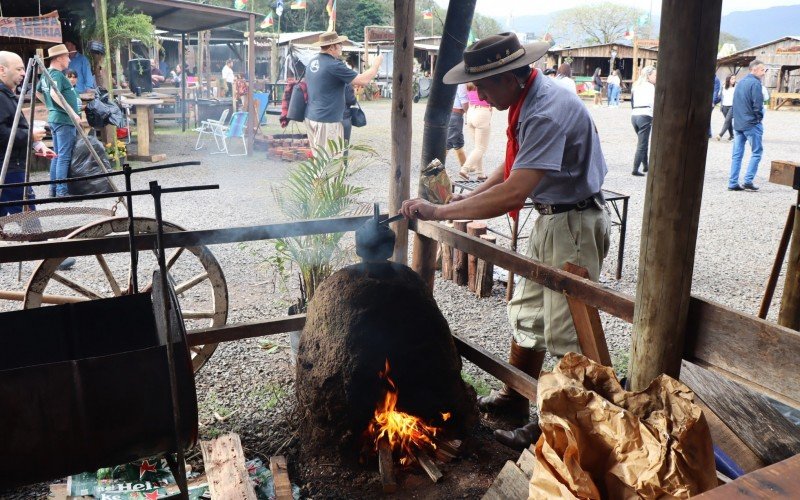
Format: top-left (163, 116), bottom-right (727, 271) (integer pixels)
top-left (504, 69), bottom-right (538, 220)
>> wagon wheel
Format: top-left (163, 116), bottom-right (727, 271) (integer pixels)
top-left (23, 216), bottom-right (228, 372)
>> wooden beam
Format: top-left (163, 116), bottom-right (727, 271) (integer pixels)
top-left (482, 460), bottom-right (529, 500)
top-left (695, 398), bottom-right (765, 473)
top-left (246, 13), bottom-right (256, 154)
top-left (694, 453), bottom-right (800, 499)
top-left (200, 433), bottom-right (258, 500)
top-left (779, 191), bottom-right (800, 330)
top-left (453, 220), bottom-right (470, 286)
top-left (269, 456), bottom-right (293, 500)
top-left (188, 315), bottom-right (306, 346)
top-left (563, 262), bottom-right (612, 367)
top-left (680, 360), bottom-right (800, 465)
top-left (629, 0), bottom-right (723, 391)
top-left (760, 205), bottom-right (795, 319)
top-left (453, 334), bottom-right (538, 402)
top-left (467, 221), bottom-right (487, 291)
top-left (377, 438), bottom-right (397, 493)
top-left (389, 0), bottom-right (415, 264)
top-left (0, 216), bottom-right (373, 264)
top-left (413, 220), bottom-right (635, 321)
top-left (768, 160), bottom-right (800, 187)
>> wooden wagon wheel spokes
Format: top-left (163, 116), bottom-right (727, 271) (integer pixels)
top-left (23, 216), bottom-right (229, 373)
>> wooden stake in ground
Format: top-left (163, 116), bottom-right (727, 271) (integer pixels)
top-left (270, 456), bottom-right (293, 500)
top-left (475, 234), bottom-right (496, 297)
top-left (453, 220), bottom-right (471, 286)
top-left (441, 222), bottom-right (454, 280)
top-left (628, 0), bottom-right (723, 391)
top-left (377, 438), bottom-right (397, 493)
top-left (200, 433), bottom-right (257, 500)
top-left (466, 221), bottom-right (487, 291)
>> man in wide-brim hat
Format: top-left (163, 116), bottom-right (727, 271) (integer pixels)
top-left (301, 31), bottom-right (384, 154)
top-left (36, 43), bottom-right (82, 198)
top-left (401, 32), bottom-right (611, 450)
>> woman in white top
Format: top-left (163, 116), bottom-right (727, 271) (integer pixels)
top-left (607, 69), bottom-right (621, 107)
top-left (716, 74), bottom-right (736, 141)
top-left (630, 66), bottom-right (657, 176)
top-left (554, 62), bottom-right (577, 94)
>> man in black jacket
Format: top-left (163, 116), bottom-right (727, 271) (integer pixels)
top-left (0, 51), bottom-right (49, 217)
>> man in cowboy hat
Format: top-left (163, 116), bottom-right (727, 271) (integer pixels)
top-left (304, 31), bottom-right (383, 153)
top-left (400, 32), bottom-right (610, 450)
top-left (36, 44), bottom-right (81, 197)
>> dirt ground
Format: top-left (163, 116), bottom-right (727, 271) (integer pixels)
top-left (2, 94), bottom-right (800, 498)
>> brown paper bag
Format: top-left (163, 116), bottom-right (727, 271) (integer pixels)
top-left (418, 159), bottom-right (452, 205)
top-left (531, 353), bottom-right (717, 499)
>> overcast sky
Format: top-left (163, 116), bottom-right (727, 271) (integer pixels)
top-left (433, 0), bottom-right (800, 18)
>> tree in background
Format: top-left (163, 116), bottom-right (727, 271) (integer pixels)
top-left (719, 31), bottom-right (750, 51)
top-left (551, 2), bottom-right (647, 45)
top-left (334, 0), bottom-right (392, 41)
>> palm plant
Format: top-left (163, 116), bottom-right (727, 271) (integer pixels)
top-left (272, 139), bottom-right (376, 312)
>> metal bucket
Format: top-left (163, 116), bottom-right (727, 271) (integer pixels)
top-left (0, 290), bottom-right (197, 488)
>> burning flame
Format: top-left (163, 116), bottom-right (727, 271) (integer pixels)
top-left (367, 359), bottom-right (447, 459)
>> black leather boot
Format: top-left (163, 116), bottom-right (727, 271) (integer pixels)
top-left (494, 420), bottom-right (542, 451)
top-left (477, 343), bottom-right (544, 419)
top-left (632, 169), bottom-right (644, 176)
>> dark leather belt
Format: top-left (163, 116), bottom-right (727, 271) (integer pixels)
top-left (451, 108), bottom-right (464, 114)
top-left (534, 195), bottom-right (601, 216)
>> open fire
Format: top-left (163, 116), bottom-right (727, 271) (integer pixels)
top-left (365, 359), bottom-right (460, 490)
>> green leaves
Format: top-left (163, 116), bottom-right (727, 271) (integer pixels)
top-left (272, 139), bottom-right (377, 306)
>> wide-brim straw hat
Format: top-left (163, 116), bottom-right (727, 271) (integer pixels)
top-left (314, 31), bottom-right (349, 47)
top-left (46, 44), bottom-right (72, 59)
top-left (444, 32), bottom-right (550, 84)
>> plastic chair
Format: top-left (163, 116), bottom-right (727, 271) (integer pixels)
top-left (253, 92), bottom-right (270, 126)
top-left (211, 111), bottom-right (248, 156)
top-left (194, 108), bottom-right (229, 150)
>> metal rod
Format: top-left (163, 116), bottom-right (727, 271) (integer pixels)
top-left (150, 180), bottom-right (189, 498)
top-left (124, 164), bottom-right (139, 293)
top-left (379, 213), bottom-right (405, 226)
top-left (0, 184), bottom-right (218, 208)
top-left (0, 57), bottom-right (34, 201)
top-left (0, 161), bottom-right (202, 189)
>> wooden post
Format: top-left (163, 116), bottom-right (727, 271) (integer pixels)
top-left (475, 234), bottom-right (496, 297)
top-left (453, 220), bottom-right (470, 286)
top-left (779, 191), bottom-right (800, 329)
top-left (389, 0), bottom-right (416, 264)
top-left (761, 204), bottom-right (794, 319)
top-left (411, 0), bottom-right (477, 290)
top-left (466, 221), bottom-right (487, 291)
top-left (628, 0), bottom-right (723, 391)
top-left (441, 222), bottom-right (454, 280)
top-left (246, 14), bottom-right (257, 154)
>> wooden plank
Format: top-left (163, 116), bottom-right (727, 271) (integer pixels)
top-left (475, 234), bottom-right (496, 297)
top-left (453, 220), bottom-right (470, 286)
top-left (128, 153), bottom-right (167, 163)
top-left (411, 232), bottom-right (438, 290)
top-left (0, 215), bottom-right (373, 264)
top-left (200, 433), bottom-right (257, 500)
top-left (768, 160), bottom-right (800, 187)
top-left (694, 397), bottom-right (765, 473)
top-left (453, 334), bottom-right (537, 402)
top-left (516, 447), bottom-right (536, 478)
top-left (779, 194), bottom-right (800, 329)
top-left (413, 220), bottom-right (635, 322)
top-left (684, 297), bottom-right (800, 407)
top-left (563, 262), bottom-right (612, 367)
top-left (482, 460), bottom-right (529, 500)
top-left (378, 438), bottom-right (397, 493)
top-left (188, 315), bottom-right (306, 346)
top-left (413, 449), bottom-right (442, 483)
top-left (680, 360), bottom-right (800, 465)
top-left (270, 456), bottom-right (293, 500)
top-left (441, 223), bottom-right (454, 280)
top-left (467, 221), bottom-right (487, 291)
top-left (694, 453), bottom-right (800, 499)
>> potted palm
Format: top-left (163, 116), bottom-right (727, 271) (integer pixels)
top-left (270, 139), bottom-right (376, 352)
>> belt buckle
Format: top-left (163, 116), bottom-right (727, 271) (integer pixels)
top-left (535, 203), bottom-right (553, 215)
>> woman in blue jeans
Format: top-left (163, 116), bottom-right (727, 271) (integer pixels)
top-left (607, 69), bottom-right (621, 107)
top-left (630, 66), bottom-right (657, 176)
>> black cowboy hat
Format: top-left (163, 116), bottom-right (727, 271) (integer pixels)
top-left (443, 32), bottom-right (550, 84)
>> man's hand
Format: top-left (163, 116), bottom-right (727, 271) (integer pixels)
top-left (449, 192), bottom-right (468, 203)
top-left (32, 129), bottom-right (46, 142)
top-left (400, 198), bottom-right (439, 220)
top-left (373, 54), bottom-right (384, 67)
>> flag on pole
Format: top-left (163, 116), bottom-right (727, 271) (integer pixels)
top-left (543, 32), bottom-right (555, 47)
top-left (260, 11), bottom-right (274, 28)
top-left (422, 9), bottom-right (433, 20)
top-left (276, 0), bottom-right (284, 17)
top-left (638, 13), bottom-right (649, 26)
top-left (326, 0), bottom-right (336, 32)
top-left (624, 26), bottom-right (635, 40)
top-left (291, 0), bottom-right (306, 9)
top-left (234, 0), bottom-right (248, 10)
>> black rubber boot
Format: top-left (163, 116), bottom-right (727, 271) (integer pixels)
top-left (494, 420), bottom-right (542, 451)
top-left (477, 343), bottom-right (544, 419)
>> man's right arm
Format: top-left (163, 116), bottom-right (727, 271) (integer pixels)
top-left (352, 55), bottom-right (383, 86)
top-left (750, 81), bottom-right (764, 122)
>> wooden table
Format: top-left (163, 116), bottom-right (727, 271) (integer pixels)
top-left (770, 92), bottom-right (800, 110)
top-left (120, 97), bottom-right (166, 162)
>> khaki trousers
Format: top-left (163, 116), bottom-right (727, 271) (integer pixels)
top-left (507, 207), bottom-right (610, 357)
top-left (305, 119), bottom-right (344, 155)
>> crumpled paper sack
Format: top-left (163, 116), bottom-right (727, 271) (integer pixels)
top-left (530, 353), bottom-right (717, 499)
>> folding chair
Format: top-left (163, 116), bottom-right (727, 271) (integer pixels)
top-left (253, 92), bottom-right (270, 126)
top-left (194, 108), bottom-right (229, 150)
top-left (211, 111), bottom-right (248, 156)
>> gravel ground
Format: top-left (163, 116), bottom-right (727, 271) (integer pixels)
top-left (2, 98), bottom-right (799, 498)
